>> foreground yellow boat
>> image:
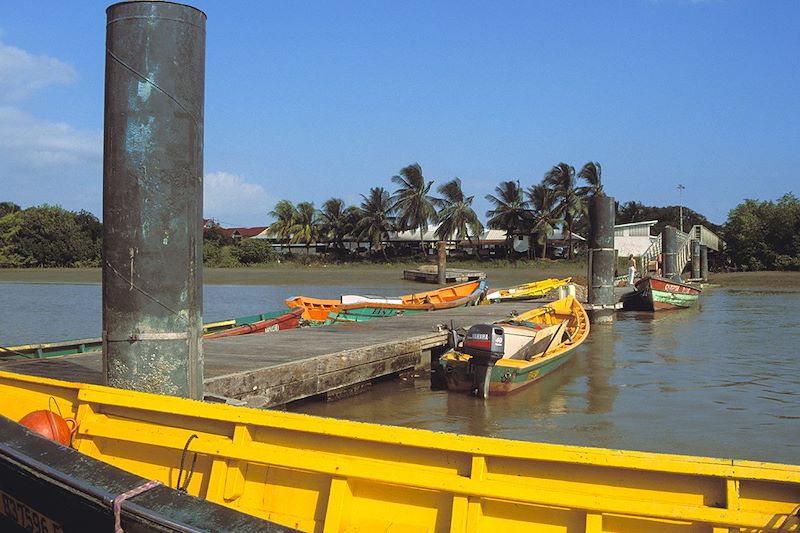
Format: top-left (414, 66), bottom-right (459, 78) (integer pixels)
top-left (1, 369), bottom-right (798, 532)
top-left (485, 277), bottom-right (572, 303)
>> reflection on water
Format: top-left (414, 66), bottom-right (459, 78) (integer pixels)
top-left (290, 289), bottom-right (800, 464)
top-left (2, 282), bottom-right (798, 464)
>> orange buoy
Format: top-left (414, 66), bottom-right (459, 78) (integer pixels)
top-left (19, 410), bottom-right (77, 446)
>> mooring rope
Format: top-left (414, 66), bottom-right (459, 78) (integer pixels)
top-left (112, 479), bottom-right (163, 533)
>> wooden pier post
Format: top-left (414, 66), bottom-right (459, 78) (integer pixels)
top-left (691, 239), bottom-right (701, 280)
top-left (102, 2), bottom-right (206, 399)
top-left (662, 225), bottom-right (679, 281)
top-left (587, 194), bottom-right (616, 324)
top-left (700, 245), bottom-right (709, 282)
top-left (437, 241), bottom-right (447, 285)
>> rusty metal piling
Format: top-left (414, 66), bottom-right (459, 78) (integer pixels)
top-left (102, 1), bottom-right (206, 399)
top-left (700, 245), bottom-right (709, 282)
top-left (587, 194), bottom-right (616, 324)
top-left (662, 226), bottom-right (679, 281)
top-left (691, 239), bottom-right (701, 280)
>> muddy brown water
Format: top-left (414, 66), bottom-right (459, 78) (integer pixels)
top-left (288, 286), bottom-right (800, 464)
top-left (1, 269), bottom-right (798, 464)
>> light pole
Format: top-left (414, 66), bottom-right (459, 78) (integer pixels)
top-left (677, 184), bottom-right (685, 233)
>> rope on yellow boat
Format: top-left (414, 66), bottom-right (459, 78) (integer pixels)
top-left (112, 479), bottom-right (163, 533)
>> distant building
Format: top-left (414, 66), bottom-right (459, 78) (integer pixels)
top-left (454, 228), bottom-right (586, 258)
top-left (614, 220), bottom-right (659, 257)
top-left (456, 229), bottom-right (508, 258)
top-left (220, 226), bottom-right (269, 241)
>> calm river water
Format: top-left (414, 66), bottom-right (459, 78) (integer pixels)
top-left (1, 281), bottom-right (798, 464)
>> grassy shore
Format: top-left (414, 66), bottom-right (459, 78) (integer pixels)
top-left (707, 270), bottom-right (800, 289)
top-left (0, 264), bottom-right (797, 290)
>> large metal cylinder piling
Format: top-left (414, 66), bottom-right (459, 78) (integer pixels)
top-left (662, 226), bottom-right (679, 280)
top-left (691, 240), bottom-right (701, 280)
top-left (102, 1), bottom-right (206, 399)
top-left (700, 245), bottom-right (709, 282)
top-left (587, 194), bottom-right (616, 324)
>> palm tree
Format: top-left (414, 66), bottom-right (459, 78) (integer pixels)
top-left (527, 183), bottom-right (562, 259)
top-left (578, 161), bottom-right (603, 196)
top-left (355, 187), bottom-right (395, 260)
top-left (618, 200), bottom-right (645, 224)
top-left (0, 202), bottom-right (21, 218)
top-left (267, 199), bottom-right (297, 253)
top-left (318, 198), bottom-right (354, 255)
top-left (391, 163), bottom-right (438, 257)
top-left (485, 180), bottom-right (530, 256)
top-left (543, 163), bottom-right (584, 259)
top-left (288, 201), bottom-right (319, 255)
top-left (432, 178), bottom-right (484, 247)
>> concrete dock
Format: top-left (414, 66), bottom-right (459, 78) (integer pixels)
top-left (2, 302), bottom-right (532, 408)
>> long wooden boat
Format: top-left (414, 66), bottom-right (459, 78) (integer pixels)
top-left (0, 309), bottom-right (303, 362)
top-left (0, 369), bottom-right (798, 532)
top-left (622, 275), bottom-right (702, 311)
top-left (485, 277), bottom-right (571, 303)
top-left (328, 280), bottom-right (487, 323)
top-left (0, 414), bottom-right (289, 532)
top-left (204, 308), bottom-right (303, 339)
top-left (286, 280), bottom-right (486, 322)
top-left (439, 295), bottom-right (589, 398)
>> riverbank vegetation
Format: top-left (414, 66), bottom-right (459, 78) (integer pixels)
top-left (0, 202), bottom-right (102, 268)
top-left (2, 164), bottom-right (798, 270)
top-left (723, 193), bottom-right (800, 271)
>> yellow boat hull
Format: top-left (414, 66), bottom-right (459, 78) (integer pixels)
top-left (486, 277), bottom-right (572, 302)
top-left (0, 369), bottom-right (798, 532)
top-left (441, 296), bottom-right (590, 396)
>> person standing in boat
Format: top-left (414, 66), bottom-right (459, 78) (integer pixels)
top-left (627, 254), bottom-right (637, 286)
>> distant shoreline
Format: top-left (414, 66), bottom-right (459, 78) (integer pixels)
top-left (0, 262), bottom-right (581, 288)
top-left (0, 265), bottom-right (797, 290)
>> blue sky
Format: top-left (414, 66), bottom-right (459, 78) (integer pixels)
top-left (1, 1), bottom-right (797, 226)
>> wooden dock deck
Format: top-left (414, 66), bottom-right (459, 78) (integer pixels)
top-left (402, 266), bottom-right (486, 283)
top-left (2, 303), bottom-right (529, 408)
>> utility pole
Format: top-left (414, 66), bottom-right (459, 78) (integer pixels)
top-left (677, 184), bottom-right (685, 233)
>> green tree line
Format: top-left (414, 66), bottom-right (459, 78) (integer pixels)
top-left (3, 171), bottom-right (798, 271)
top-left (0, 203), bottom-right (102, 267)
top-left (723, 193), bottom-right (800, 271)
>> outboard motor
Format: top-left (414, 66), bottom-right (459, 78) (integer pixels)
top-left (462, 324), bottom-right (505, 399)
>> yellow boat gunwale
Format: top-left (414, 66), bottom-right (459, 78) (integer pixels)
top-left (487, 277), bottom-right (572, 301)
top-left (2, 368), bottom-right (797, 478)
top-left (1, 368), bottom-right (799, 532)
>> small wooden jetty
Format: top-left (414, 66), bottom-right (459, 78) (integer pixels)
top-left (2, 303), bottom-right (524, 408)
top-left (403, 265), bottom-right (486, 283)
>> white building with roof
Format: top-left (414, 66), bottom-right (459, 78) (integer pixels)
top-left (614, 220), bottom-right (659, 257)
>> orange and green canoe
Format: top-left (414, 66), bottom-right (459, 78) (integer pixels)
top-left (286, 280), bottom-right (486, 322)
